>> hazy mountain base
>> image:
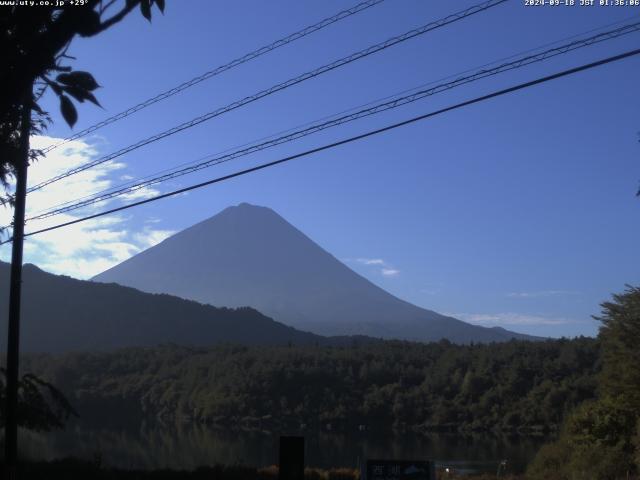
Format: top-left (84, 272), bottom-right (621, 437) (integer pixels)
top-left (0, 262), bottom-right (378, 352)
top-left (20, 338), bottom-right (598, 434)
top-left (93, 203), bottom-right (538, 344)
top-left (0, 261), bottom-right (528, 353)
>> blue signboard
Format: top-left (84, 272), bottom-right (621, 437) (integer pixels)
top-left (365, 460), bottom-right (436, 480)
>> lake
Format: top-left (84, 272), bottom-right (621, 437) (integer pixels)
top-left (16, 422), bottom-right (552, 475)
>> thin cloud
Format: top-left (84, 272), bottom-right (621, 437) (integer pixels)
top-left (346, 257), bottom-right (400, 277)
top-left (356, 258), bottom-right (385, 265)
top-left (0, 135), bottom-right (171, 279)
top-left (448, 312), bottom-right (578, 326)
top-left (507, 290), bottom-right (581, 298)
top-left (381, 268), bottom-right (400, 277)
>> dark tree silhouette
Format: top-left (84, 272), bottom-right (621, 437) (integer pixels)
top-left (0, 0), bottom-right (165, 204)
top-left (1, 1), bottom-right (165, 471)
top-left (596, 285), bottom-right (640, 412)
top-left (0, 368), bottom-right (77, 432)
top-left (527, 286), bottom-right (640, 480)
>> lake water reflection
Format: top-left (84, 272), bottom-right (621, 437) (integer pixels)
top-left (18, 423), bottom-right (551, 474)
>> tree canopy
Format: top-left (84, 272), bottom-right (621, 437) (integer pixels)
top-left (22, 337), bottom-right (599, 434)
top-left (528, 285), bottom-right (640, 480)
top-left (0, 0), bottom-right (164, 203)
top-left (0, 368), bottom-right (77, 432)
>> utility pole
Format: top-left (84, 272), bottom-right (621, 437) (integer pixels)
top-left (4, 88), bottom-right (32, 478)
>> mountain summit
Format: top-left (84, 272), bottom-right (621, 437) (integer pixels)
top-left (93, 203), bottom-right (536, 343)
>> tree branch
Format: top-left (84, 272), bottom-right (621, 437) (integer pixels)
top-left (100, 0), bottom-right (118, 15)
top-left (93, 0), bottom-right (140, 35)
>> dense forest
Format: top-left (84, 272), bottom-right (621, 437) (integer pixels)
top-left (19, 337), bottom-right (599, 434)
top-left (527, 286), bottom-right (640, 480)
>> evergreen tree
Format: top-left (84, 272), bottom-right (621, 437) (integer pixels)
top-left (528, 286), bottom-right (640, 479)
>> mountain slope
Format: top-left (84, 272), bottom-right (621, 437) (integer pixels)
top-left (0, 261), bottom-right (342, 352)
top-left (93, 203), bottom-right (537, 343)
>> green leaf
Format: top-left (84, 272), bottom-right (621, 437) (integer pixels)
top-left (140, 0), bottom-right (151, 21)
top-left (154, 0), bottom-right (165, 13)
top-left (56, 71), bottom-right (100, 91)
top-left (60, 95), bottom-right (77, 128)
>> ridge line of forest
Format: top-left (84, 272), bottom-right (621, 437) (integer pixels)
top-left (18, 337), bottom-right (600, 434)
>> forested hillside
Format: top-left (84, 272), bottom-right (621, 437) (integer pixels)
top-left (0, 262), bottom-right (346, 352)
top-left (21, 337), bottom-right (599, 433)
top-left (527, 286), bottom-right (640, 479)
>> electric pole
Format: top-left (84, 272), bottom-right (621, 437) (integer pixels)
top-left (4, 87), bottom-right (33, 478)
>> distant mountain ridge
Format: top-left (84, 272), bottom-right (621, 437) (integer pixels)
top-left (93, 203), bottom-right (539, 343)
top-left (0, 261), bottom-right (365, 352)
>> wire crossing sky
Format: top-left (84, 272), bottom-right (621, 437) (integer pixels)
top-left (3, 0), bottom-right (639, 338)
top-left (27, 0), bottom-right (507, 193)
top-left (39, 0), bottom-right (386, 155)
top-left (7, 46), bottom-right (640, 242)
top-left (22, 20), bottom-right (640, 223)
top-left (26, 12), bottom-right (640, 218)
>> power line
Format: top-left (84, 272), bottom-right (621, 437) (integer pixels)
top-left (40, 0), bottom-right (386, 154)
top-left (32, 0), bottom-right (506, 191)
top-left (5, 46), bottom-right (638, 245)
top-left (30, 13), bottom-right (640, 218)
top-left (24, 20), bottom-right (640, 222)
top-left (30, 20), bottom-right (640, 219)
top-left (27, 0), bottom-right (508, 194)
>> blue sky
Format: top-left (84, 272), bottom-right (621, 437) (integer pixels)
top-left (2, 0), bottom-right (639, 338)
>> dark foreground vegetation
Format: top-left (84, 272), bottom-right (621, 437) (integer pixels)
top-left (0, 460), bottom-right (525, 480)
top-left (2, 286), bottom-right (638, 479)
top-left (525, 286), bottom-right (640, 480)
top-left (19, 337), bottom-right (599, 434)
top-left (0, 461), bottom-right (353, 480)
top-left (2, 459), bottom-right (640, 480)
